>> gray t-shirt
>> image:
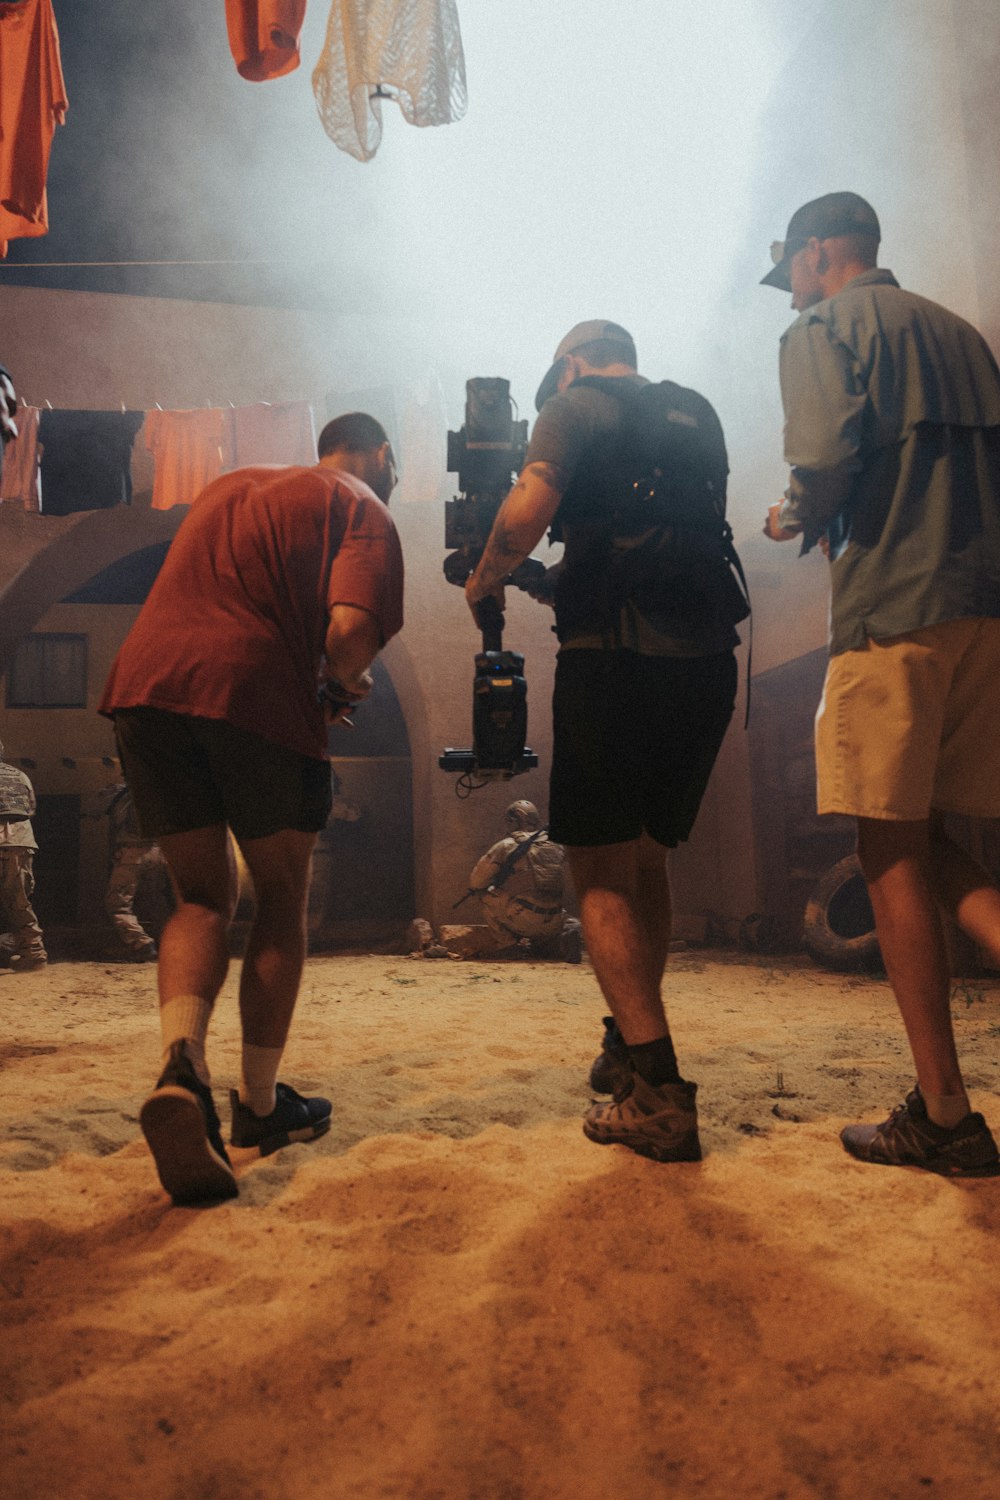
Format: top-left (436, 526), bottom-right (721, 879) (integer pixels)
top-left (526, 376), bottom-right (738, 656)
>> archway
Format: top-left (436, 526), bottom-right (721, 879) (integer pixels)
top-left (0, 512), bottom-right (433, 948)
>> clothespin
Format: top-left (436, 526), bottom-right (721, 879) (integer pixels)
top-left (155, 402), bottom-right (163, 411)
top-left (45, 399), bottom-right (53, 409)
top-left (121, 401), bottom-right (126, 413)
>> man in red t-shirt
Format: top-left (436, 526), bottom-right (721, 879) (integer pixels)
top-left (101, 412), bottom-right (404, 1205)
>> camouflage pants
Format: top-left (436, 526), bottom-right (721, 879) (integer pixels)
top-left (0, 849), bottom-right (46, 959)
top-left (479, 891), bottom-right (581, 958)
top-left (105, 844), bottom-right (162, 951)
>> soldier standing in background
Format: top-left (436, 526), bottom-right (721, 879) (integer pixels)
top-left (103, 783), bottom-right (162, 962)
top-left (0, 741), bottom-right (47, 972)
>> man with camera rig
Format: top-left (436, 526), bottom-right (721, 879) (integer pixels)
top-left (466, 320), bottom-right (746, 1164)
top-left (101, 412), bottom-right (403, 1205)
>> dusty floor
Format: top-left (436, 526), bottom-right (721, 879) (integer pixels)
top-left (2, 950), bottom-right (999, 1500)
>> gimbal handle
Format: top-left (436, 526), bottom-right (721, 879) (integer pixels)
top-left (473, 594), bottom-right (505, 654)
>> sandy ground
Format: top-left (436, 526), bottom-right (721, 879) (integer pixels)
top-left (2, 949), bottom-right (999, 1500)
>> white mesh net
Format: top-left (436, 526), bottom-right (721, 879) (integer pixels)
top-left (312, 0), bottom-right (468, 162)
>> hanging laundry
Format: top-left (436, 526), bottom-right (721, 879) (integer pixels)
top-left (37, 409), bottom-right (144, 516)
top-left (0, 0), bottom-right (68, 257)
top-left (0, 403), bottom-right (40, 509)
top-left (312, 0), bottom-right (467, 162)
top-left (145, 408), bottom-right (235, 510)
top-left (225, 0), bottom-right (307, 82)
top-left (230, 400), bottom-right (316, 467)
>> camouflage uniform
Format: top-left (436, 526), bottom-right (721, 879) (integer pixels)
top-left (469, 801), bottom-right (581, 961)
top-left (0, 747), bottom-right (47, 968)
top-left (104, 785), bottom-right (162, 960)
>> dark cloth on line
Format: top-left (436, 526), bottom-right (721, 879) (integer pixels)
top-left (38, 408), bottom-right (144, 514)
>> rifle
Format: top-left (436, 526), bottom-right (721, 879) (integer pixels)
top-left (452, 826), bottom-right (548, 909)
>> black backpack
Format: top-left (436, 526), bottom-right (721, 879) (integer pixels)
top-left (553, 377), bottom-right (750, 636)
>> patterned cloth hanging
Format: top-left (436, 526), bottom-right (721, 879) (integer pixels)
top-left (312, 0), bottom-right (466, 162)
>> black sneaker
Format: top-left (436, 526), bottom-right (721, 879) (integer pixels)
top-left (588, 1015), bottom-right (631, 1095)
top-left (139, 1040), bottom-right (238, 1205)
top-left (841, 1087), bottom-right (1000, 1177)
top-left (229, 1084), bottom-right (332, 1158)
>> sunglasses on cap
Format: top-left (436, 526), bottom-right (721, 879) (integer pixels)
top-left (769, 237), bottom-right (810, 266)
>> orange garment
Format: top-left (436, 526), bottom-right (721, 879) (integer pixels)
top-left (225, 0), bottom-right (307, 82)
top-left (0, 403), bottom-right (39, 509)
top-left (144, 409), bottom-right (235, 510)
top-left (0, 0), bottom-right (67, 257)
top-left (230, 400), bottom-right (316, 467)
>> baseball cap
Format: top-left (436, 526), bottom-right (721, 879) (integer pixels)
top-left (761, 191), bottom-right (880, 291)
top-left (535, 319), bottom-right (637, 411)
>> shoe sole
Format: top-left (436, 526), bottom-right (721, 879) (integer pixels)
top-left (840, 1135), bottom-right (1000, 1177)
top-left (582, 1120), bottom-right (702, 1163)
top-left (140, 1086), bottom-right (238, 1205)
top-left (245, 1115), bottom-right (332, 1159)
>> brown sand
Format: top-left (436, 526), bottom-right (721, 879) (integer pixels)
top-left (2, 951), bottom-right (999, 1500)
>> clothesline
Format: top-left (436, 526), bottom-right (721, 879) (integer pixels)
top-left (0, 258), bottom-right (316, 269)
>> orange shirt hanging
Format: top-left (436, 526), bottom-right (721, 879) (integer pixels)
top-left (225, 0), bottom-right (307, 81)
top-left (145, 409), bottom-right (235, 510)
top-left (0, 0), bottom-right (67, 257)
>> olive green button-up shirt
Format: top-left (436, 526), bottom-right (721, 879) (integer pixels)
top-left (778, 268), bottom-right (1000, 654)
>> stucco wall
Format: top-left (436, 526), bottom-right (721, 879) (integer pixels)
top-left (3, 0), bottom-right (999, 938)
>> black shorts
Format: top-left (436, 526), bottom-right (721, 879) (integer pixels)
top-left (112, 708), bottom-right (333, 842)
top-left (549, 649), bottom-right (737, 848)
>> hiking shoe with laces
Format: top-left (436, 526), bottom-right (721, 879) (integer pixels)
top-left (588, 1015), bottom-right (631, 1095)
top-left (583, 1072), bottom-right (702, 1163)
top-left (841, 1086), bottom-right (999, 1176)
top-left (139, 1040), bottom-right (238, 1205)
top-left (229, 1084), bottom-right (332, 1157)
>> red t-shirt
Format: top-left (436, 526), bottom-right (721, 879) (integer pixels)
top-left (100, 464), bottom-right (404, 760)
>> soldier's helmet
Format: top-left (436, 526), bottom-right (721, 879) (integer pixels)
top-left (505, 800), bottom-right (541, 832)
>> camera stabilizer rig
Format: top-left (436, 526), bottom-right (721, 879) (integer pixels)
top-left (439, 378), bottom-right (544, 791)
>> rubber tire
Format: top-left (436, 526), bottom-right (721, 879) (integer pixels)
top-left (802, 854), bottom-right (882, 971)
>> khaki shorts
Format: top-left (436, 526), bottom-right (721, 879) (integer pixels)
top-left (815, 617), bottom-right (1000, 820)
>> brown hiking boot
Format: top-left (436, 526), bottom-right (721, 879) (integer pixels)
top-left (583, 1072), bottom-right (701, 1163)
top-left (841, 1087), bottom-right (999, 1177)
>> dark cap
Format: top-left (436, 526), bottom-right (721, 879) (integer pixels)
top-left (535, 319), bottom-right (637, 411)
top-left (761, 191), bottom-right (880, 291)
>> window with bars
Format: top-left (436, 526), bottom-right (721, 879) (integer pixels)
top-left (6, 633), bottom-right (88, 708)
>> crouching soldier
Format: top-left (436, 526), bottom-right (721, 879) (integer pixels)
top-left (469, 801), bottom-right (582, 961)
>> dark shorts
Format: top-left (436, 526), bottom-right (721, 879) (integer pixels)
top-left (112, 708), bottom-right (333, 842)
top-left (549, 649), bottom-right (737, 848)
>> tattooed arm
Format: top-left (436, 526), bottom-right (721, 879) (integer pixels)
top-left (465, 461), bottom-right (568, 617)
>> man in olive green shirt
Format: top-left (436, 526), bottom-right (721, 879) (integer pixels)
top-left (763, 191), bottom-right (1000, 1177)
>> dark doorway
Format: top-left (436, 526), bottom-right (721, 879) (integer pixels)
top-left (31, 794), bottom-right (81, 927)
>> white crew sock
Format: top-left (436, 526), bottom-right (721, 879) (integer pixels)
top-left (159, 994), bottom-right (213, 1085)
top-left (239, 1044), bottom-right (283, 1117)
